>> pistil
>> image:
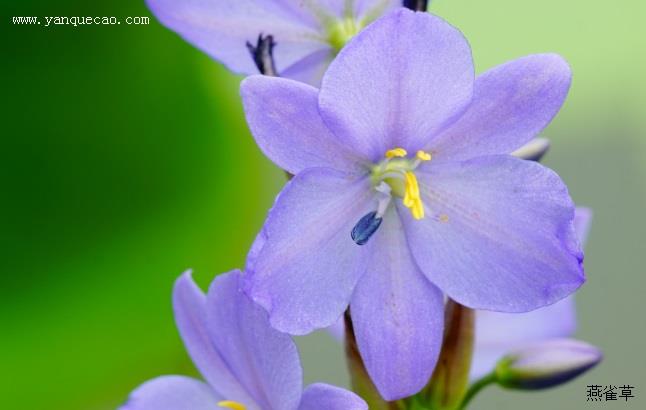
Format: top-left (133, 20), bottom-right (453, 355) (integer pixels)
top-left (371, 147), bottom-right (431, 220)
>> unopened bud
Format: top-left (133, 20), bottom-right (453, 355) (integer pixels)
top-left (511, 138), bottom-right (550, 162)
top-left (495, 339), bottom-right (602, 390)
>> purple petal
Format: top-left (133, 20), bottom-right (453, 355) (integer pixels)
top-left (146, 0), bottom-right (327, 77)
top-left (499, 338), bottom-right (603, 389)
top-left (405, 155), bottom-right (584, 312)
top-left (319, 9), bottom-right (474, 162)
top-left (280, 49), bottom-right (335, 87)
top-left (298, 383), bottom-right (368, 410)
top-left (471, 207), bottom-right (592, 379)
top-left (471, 298), bottom-right (576, 380)
top-left (173, 271), bottom-right (253, 404)
top-left (244, 168), bottom-right (374, 335)
top-left (351, 211), bottom-right (444, 400)
top-left (427, 54), bottom-right (571, 163)
top-left (354, 0), bottom-right (401, 18)
top-left (240, 76), bottom-right (362, 174)
top-left (574, 206), bottom-right (592, 247)
top-left (121, 376), bottom-right (220, 410)
top-left (206, 271), bottom-right (303, 410)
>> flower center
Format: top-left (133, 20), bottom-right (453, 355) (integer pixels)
top-left (218, 401), bottom-right (246, 410)
top-left (327, 17), bottom-right (363, 53)
top-left (371, 147), bottom-right (432, 220)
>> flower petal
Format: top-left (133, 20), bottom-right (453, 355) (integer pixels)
top-left (350, 210), bottom-right (444, 400)
top-left (319, 9), bottom-right (474, 161)
top-left (146, 0), bottom-right (327, 77)
top-left (206, 271), bottom-right (303, 410)
top-left (471, 298), bottom-right (576, 380)
top-left (427, 54), bottom-right (572, 162)
top-left (173, 271), bottom-right (253, 404)
top-left (241, 76), bottom-right (362, 174)
top-left (121, 376), bottom-right (220, 410)
top-left (244, 167), bottom-right (374, 335)
top-left (574, 206), bottom-right (592, 247)
top-left (298, 383), bottom-right (368, 410)
top-left (280, 49), bottom-right (335, 87)
top-left (470, 206), bottom-right (592, 379)
top-left (405, 155), bottom-right (584, 312)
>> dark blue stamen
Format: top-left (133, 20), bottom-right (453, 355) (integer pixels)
top-left (351, 211), bottom-right (383, 245)
top-left (246, 33), bottom-right (278, 76)
top-left (403, 0), bottom-right (429, 12)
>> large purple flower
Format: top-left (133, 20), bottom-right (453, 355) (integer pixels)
top-left (240, 9), bottom-right (584, 400)
top-left (471, 207), bottom-right (592, 380)
top-left (241, 10), bottom-right (584, 399)
top-left (146, 0), bottom-right (400, 85)
top-left (121, 271), bottom-right (367, 410)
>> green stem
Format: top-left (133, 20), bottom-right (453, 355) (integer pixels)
top-left (457, 372), bottom-right (496, 410)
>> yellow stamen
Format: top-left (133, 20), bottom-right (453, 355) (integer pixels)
top-left (385, 147), bottom-right (407, 158)
top-left (404, 171), bottom-right (424, 220)
top-left (218, 401), bottom-right (246, 410)
top-left (416, 150), bottom-right (432, 161)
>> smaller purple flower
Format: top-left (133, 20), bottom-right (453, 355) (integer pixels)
top-left (145, 0), bottom-right (400, 85)
top-left (472, 208), bottom-right (593, 380)
top-left (495, 339), bottom-right (602, 390)
top-left (121, 270), bottom-right (367, 410)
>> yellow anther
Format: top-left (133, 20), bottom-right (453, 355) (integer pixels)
top-left (416, 150), bottom-right (432, 161)
top-left (218, 401), bottom-right (246, 410)
top-left (403, 171), bottom-right (424, 220)
top-left (385, 148), bottom-right (407, 158)
top-left (412, 201), bottom-right (425, 220)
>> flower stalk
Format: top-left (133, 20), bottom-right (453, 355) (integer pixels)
top-left (344, 310), bottom-right (401, 410)
top-left (422, 299), bottom-right (475, 410)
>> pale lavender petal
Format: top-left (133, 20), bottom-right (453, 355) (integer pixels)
top-left (471, 298), bottom-right (577, 380)
top-left (280, 48), bottom-right (335, 87)
top-left (319, 9), bottom-right (473, 162)
top-left (476, 298), bottom-right (577, 347)
top-left (325, 317), bottom-right (345, 341)
top-left (240, 76), bottom-right (362, 174)
top-left (206, 271), bottom-right (303, 410)
top-left (244, 168), bottom-right (374, 335)
top-left (351, 210), bottom-right (444, 400)
top-left (405, 156), bottom-right (584, 312)
top-left (471, 207), bottom-right (592, 379)
top-left (500, 338), bottom-right (602, 389)
top-left (173, 271), bottom-right (252, 404)
top-left (427, 54), bottom-right (571, 163)
top-left (354, 0), bottom-right (401, 19)
top-left (146, 0), bottom-right (327, 77)
top-left (121, 376), bottom-right (220, 410)
top-left (298, 383), bottom-right (368, 410)
top-left (574, 207), bottom-right (592, 247)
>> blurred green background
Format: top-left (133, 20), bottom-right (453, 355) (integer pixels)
top-left (1, 1), bottom-right (644, 409)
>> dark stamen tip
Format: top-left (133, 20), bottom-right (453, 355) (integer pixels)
top-left (246, 33), bottom-right (278, 77)
top-left (403, 0), bottom-right (429, 12)
top-left (351, 211), bottom-right (383, 246)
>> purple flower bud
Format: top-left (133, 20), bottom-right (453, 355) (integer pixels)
top-left (495, 339), bottom-right (602, 390)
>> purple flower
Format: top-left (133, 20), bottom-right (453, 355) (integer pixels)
top-left (145, 0), bottom-right (400, 85)
top-left (240, 9), bottom-right (584, 400)
top-left (495, 338), bottom-right (602, 390)
top-left (471, 208), bottom-right (592, 380)
top-left (121, 271), bottom-right (367, 410)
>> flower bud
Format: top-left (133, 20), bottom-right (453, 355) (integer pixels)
top-left (511, 137), bottom-right (550, 162)
top-left (495, 338), bottom-right (602, 390)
